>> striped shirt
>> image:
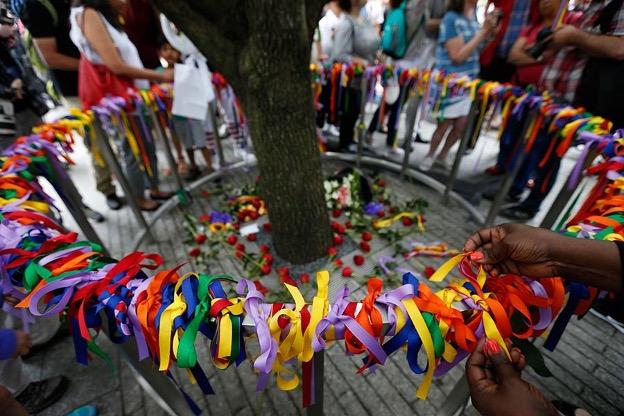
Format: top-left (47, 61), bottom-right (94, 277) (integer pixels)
top-left (435, 11), bottom-right (481, 78)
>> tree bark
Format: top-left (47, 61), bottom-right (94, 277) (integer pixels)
top-left (152, 0), bottom-right (331, 264)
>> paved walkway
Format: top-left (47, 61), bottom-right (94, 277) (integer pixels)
top-left (32, 117), bottom-right (624, 416)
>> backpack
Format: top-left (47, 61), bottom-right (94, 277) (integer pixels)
top-left (381, 1), bottom-right (407, 59)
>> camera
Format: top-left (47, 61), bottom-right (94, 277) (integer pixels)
top-left (527, 28), bottom-right (554, 60)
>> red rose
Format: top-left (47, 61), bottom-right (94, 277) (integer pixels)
top-left (342, 267), bottom-right (353, 277)
top-left (377, 210), bottom-right (385, 218)
top-left (189, 247), bottom-right (201, 257)
top-left (250, 211), bottom-right (259, 220)
top-left (263, 253), bottom-right (274, 264)
top-left (332, 209), bottom-right (342, 218)
top-left (334, 259), bottom-right (344, 268)
top-left (198, 213), bottom-right (210, 222)
top-left (263, 223), bottom-right (272, 232)
top-left (226, 235), bottom-right (238, 245)
top-left (353, 255), bottom-right (365, 266)
top-left (281, 275), bottom-right (298, 286)
top-left (233, 223), bottom-right (240, 230)
top-left (333, 234), bottom-right (344, 246)
top-left (377, 179), bottom-right (385, 187)
top-left (330, 221), bottom-right (340, 231)
top-left (201, 190), bottom-right (211, 198)
top-left (235, 250), bottom-right (244, 259)
top-left (260, 264), bottom-right (271, 275)
top-left (402, 217), bottom-right (413, 226)
top-left (259, 244), bottom-right (270, 253)
top-left (389, 207), bottom-right (398, 214)
top-left (359, 241), bottom-right (371, 253)
top-left (424, 266), bottom-right (436, 279)
top-left (246, 233), bottom-right (257, 242)
top-left (300, 273), bottom-right (311, 283)
top-left (237, 212), bottom-right (246, 221)
top-left (327, 247), bottom-right (338, 257)
top-left (277, 266), bottom-right (290, 276)
top-left (253, 280), bottom-right (268, 296)
top-left (194, 234), bottom-right (207, 244)
top-left (345, 221), bottom-right (353, 229)
top-left (235, 243), bottom-right (246, 252)
top-left (362, 231), bottom-right (373, 242)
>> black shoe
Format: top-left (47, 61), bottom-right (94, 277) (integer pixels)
top-left (105, 194), bottom-right (122, 210)
top-left (15, 376), bottom-right (69, 414)
top-left (22, 325), bottom-right (70, 360)
top-left (82, 204), bottom-right (105, 223)
top-left (414, 133), bottom-right (429, 144)
top-left (499, 205), bottom-right (536, 221)
top-left (185, 166), bottom-right (201, 182)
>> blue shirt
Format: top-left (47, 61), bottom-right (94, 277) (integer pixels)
top-left (435, 11), bottom-right (481, 78)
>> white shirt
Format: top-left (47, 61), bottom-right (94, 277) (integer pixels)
top-left (362, 0), bottom-right (386, 26)
top-left (69, 6), bottom-right (149, 90)
top-left (318, 9), bottom-right (344, 56)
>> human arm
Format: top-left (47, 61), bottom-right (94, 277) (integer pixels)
top-left (464, 223), bottom-right (623, 293)
top-left (425, 18), bottom-right (442, 36)
top-left (33, 38), bottom-right (79, 71)
top-left (550, 24), bottom-right (624, 61)
top-left (81, 8), bottom-right (171, 82)
top-left (444, 13), bottom-right (497, 66)
top-left (507, 36), bottom-right (538, 66)
top-left (0, 329), bottom-right (31, 360)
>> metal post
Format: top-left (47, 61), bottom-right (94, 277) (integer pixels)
top-left (306, 351), bottom-right (325, 416)
top-left (540, 145), bottom-right (599, 230)
top-left (144, 107), bottom-right (185, 192)
top-left (484, 110), bottom-right (536, 226)
top-left (442, 100), bottom-right (479, 205)
top-left (400, 85), bottom-right (419, 177)
top-left (208, 100), bottom-right (226, 167)
top-left (43, 150), bottom-right (108, 253)
top-left (91, 117), bottom-right (154, 241)
top-left (356, 75), bottom-right (369, 169)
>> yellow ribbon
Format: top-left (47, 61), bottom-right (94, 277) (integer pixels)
top-left (372, 212), bottom-right (422, 230)
top-left (158, 273), bottom-right (194, 371)
top-left (211, 297), bottom-right (245, 370)
top-left (300, 271), bottom-right (329, 363)
top-left (402, 298), bottom-right (436, 400)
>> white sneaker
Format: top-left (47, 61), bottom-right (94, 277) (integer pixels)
top-left (420, 156), bottom-right (434, 171)
top-left (440, 154), bottom-right (454, 170)
top-left (328, 125), bottom-right (340, 137)
top-left (385, 147), bottom-right (405, 158)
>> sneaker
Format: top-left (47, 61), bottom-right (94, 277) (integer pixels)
top-left (440, 154), bottom-right (454, 170)
top-left (385, 147), bottom-right (405, 158)
top-left (414, 134), bottom-right (429, 144)
top-left (420, 156), bottom-right (435, 171)
top-left (499, 205), bottom-right (536, 221)
top-left (82, 204), bottom-right (105, 223)
top-left (66, 405), bottom-right (98, 416)
top-left (105, 194), bottom-right (122, 210)
top-left (327, 125), bottom-right (340, 137)
top-left (22, 325), bottom-right (70, 360)
top-left (15, 376), bottom-right (69, 414)
top-left (347, 143), bottom-right (358, 153)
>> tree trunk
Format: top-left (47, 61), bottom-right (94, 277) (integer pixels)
top-left (153, 0), bottom-right (332, 264)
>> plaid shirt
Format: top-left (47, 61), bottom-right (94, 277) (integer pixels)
top-left (497, 0), bottom-right (531, 57)
top-left (541, 0), bottom-right (624, 103)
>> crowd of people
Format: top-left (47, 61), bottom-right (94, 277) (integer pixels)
top-left (0, 0), bottom-right (623, 415)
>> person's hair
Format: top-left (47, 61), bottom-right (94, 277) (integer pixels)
top-left (72, 0), bottom-right (123, 30)
top-left (337, 0), bottom-right (352, 12)
top-left (447, 0), bottom-right (466, 13)
top-left (389, 0), bottom-right (402, 8)
top-left (157, 35), bottom-right (170, 49)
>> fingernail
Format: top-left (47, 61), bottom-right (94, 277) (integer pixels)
top-left (469, 251), bottom-right (484, 261)
top-left (483, 339), bottom-right (501, 356)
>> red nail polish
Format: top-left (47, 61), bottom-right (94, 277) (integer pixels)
top-left (484, 339), bottom-right (501, 356)
top-left (469, 251), bottom-right (484, 261)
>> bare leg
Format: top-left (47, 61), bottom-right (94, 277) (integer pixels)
top-left (199, 147), bottom-right (214, 171)
top-left (439, 116), bottom-right (468, 158)
top-left (427, 119), bottom-right (454, 158)
top-left (186, 148), bottom-right (197, 170)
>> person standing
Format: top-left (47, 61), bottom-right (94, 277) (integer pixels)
top-left (501, 0), bottom-right (624, 221)
top-left (420, 0), bottom-right (498, 171)
top-left (329, 0), bottom-right (380, 152)
top-left (123, 0), bottom-right (161, 69)
top-left (18, 0), bottom-right (124, 213)
top-left (69, 0), bottom-right (173, 211)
